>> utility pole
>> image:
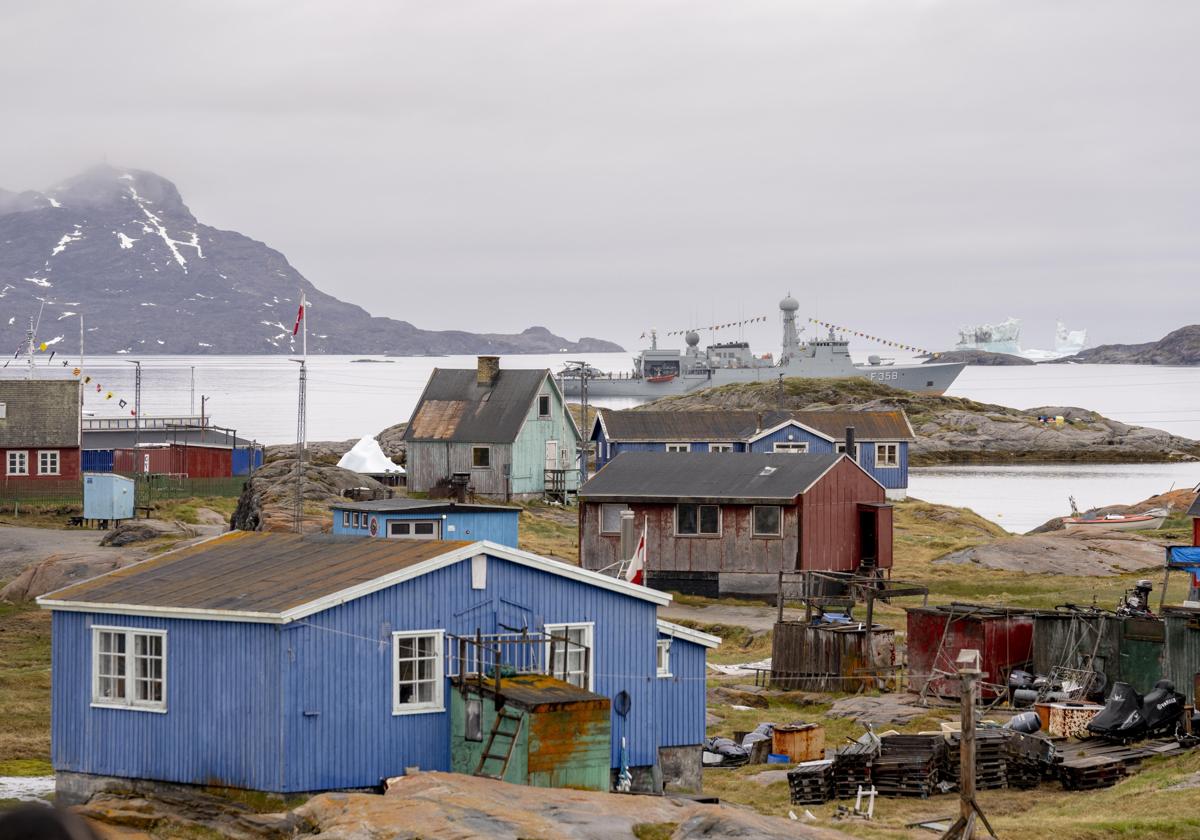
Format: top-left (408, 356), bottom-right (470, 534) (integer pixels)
top-left (200, 395), bottom-right (208, 443)
top-left (125, 360), bottom-right (142, 450)
top-left (190, 366), bottom-right (195, 414)
top-left (566, 361), bottom-right (591, 487)
top-left (940, 649), bottom-right (996, 840)
top-left (290, 359), bottom-right (307, 534)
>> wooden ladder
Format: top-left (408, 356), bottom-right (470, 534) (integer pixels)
top-left (473, 707), bottom-right (524, 780)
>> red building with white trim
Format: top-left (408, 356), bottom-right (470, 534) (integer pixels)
top-left (0, 379), bottom-right (82, 483)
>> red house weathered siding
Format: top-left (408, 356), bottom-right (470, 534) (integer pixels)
top-left (799, 458), bottom-right (890, 573)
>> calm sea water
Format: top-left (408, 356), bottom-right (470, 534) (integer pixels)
top-left (4, 353), bottom-right (1196, 531)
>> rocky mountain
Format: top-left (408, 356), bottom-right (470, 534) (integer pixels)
top-left (0, 166), bottom-right (623, 355)
top-left (1053, 325), bottom-right (1200, 365)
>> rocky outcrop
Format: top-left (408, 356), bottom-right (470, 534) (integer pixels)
top-left (637, 378), bottom-right (1200, 464)
top-left (0, 552), bottom-right (140, 602)
top-left (265, 423), bottom-right (406, 466)
top-left (1054, 325), bottom-right (1200, 365)
top-left (935, 529), bottom-right (1165, 576)
top-left (922, 349), bottom-right (1034, 366)
top-left (229, 459), bottom-right (391, 532)
top-left (99, 519), bottom-right (199, 547)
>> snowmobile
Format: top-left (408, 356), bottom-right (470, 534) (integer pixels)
top-left (1086, 680), bottom-right (1185, 742)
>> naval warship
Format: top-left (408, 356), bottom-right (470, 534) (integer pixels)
top-left (560, 295), bottom-right (965, 398)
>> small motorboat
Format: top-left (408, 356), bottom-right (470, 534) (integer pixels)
top-left (645, 373), bottom-right (677, 384)
top-left (1062, 498), bottom-right (1168, 531)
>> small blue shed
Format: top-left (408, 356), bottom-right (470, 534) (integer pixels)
top-left (39, 533), bottom-right (718, 798)
top-left (330, 499), bottom-right (521, 548)
top-left (82, 473), bottom-right (135, 523)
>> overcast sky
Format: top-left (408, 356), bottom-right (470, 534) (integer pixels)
top-left (2, 1), bottom-right (1196, 352)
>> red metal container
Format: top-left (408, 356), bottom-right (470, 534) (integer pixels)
top-left (113, 444), bottom-right (232, 478)
top-left (906, 605), bottom-right (1035, 699)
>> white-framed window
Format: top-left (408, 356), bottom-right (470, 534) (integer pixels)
top-left (392, 629), bottom-right (445, 715)
top-left (656, 638), bottom-right (672, 677)
top-left (753, 505), bottom-right (782, 537)
top-left (708, 443), bottom-right (734, 452)
top-left (38, 450), bottom-right (60, 476)
top-left (388, 520), bottom-right (440, 540)
top-left (6, 450), bottom-right (28, 476)
top-left (676, 504), bottom-right (720, 536)
top-left (342, 511), bottom-right (351, 528)
top-left (352, 512), bottom-right (361, 528)
top-left (91, 626), bottom-right (167, 712)
top-left (600, 504), bottom-right (628, 534)
top-left (664, 443), bottom-right (689, 453)
top-left (876, 443), bottom-right (900, 467)
top-left (537, 394), bottom-right (551, 418)
top-left (836, 442), bottom-right (859, 459)
top-left (773, 442), bottom-right (808, 453)
top-left (545, 622), bottom-right (593, 689)
top-left (472, 446), bottom-right (491, 468)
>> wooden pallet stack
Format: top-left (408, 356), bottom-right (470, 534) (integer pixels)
top-left (872, 734), bottom-right (945, 798)
top-left (1053, 737), bottom-right (1186, 791)
top-left (787, 759), bottom-right (835, 805)
top-left (832, 742), bottom-right (877, 799)
top-left (944, 729), bottom-right (1010, 791)
top-left (1005, 731), bottom-right (1051, 789)
top-left (1059, 755), bottom-right (1127, 790)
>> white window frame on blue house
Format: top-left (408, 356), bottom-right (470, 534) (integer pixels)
top-left (342, 511), bottom-right (351, 528)
top-left (656, 638), bottom-right (672, 678)
top-left (773, 441), bottom-right (808, 453)
top-left (665, 443), bottom-right (689, 453)
top-left (708, 443), bottom-right (734, 452)
top-left (836, 442), bottom-right (859, 459)
top-left (544, 622), bottom-right (594, 690)
top-left (876, 442), bottom-right (900, 467)
top-left (391, 629), bottom-right (445, 715)
top-left (91, 626), bottom-right (167, 713)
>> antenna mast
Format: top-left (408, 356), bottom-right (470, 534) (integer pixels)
top-left (291, 359), bottom-right (307, 533)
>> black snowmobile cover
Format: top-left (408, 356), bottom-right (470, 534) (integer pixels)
top-left (1140, 680), bottom-right (1184, 735)
top-left (1086, 682), bottom-right (1144, 739)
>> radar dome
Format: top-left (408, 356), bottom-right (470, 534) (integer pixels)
top-left (685, 331), bottom-right (700, 347)
top-left (779, 295), bottom-right (800, 312)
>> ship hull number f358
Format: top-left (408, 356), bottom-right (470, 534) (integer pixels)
top-left (867, 371), bottom-right (899, 381)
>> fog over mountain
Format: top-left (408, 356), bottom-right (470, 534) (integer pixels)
top-left (0, 166), bottom-right (621, 356)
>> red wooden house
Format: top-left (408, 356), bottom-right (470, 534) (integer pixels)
top-left (0, 380), bottom-right (82, 483)
top-left (578, 451), bottom-right (892, 597)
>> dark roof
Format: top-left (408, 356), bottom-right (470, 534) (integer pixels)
top-left (1188, 494), bottom-right (1200, 518)
top-left (83, 428), bottom-right (255, 450)
top-left (578, 451), bottom-right (849, 503)
top-left (595, 408), bottom-right (914, 443)
top-left (42, 532), bottom-right (471, 616)
top-left (331, 498), bottom-right (519, 514)
top-left (403, 368), bottom-right (550, 443)
top-left (0, 379), bottom-right (81, 448)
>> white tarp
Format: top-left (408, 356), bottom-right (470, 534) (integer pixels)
top-left (337, 437), bottom-right (404, 475)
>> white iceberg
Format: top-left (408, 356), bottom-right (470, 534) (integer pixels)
top-left (337, 436), bottom-right (404, 475)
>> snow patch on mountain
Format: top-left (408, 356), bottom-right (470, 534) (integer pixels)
top-left (51, 225), bottom-right (83, 256)
top-left (115, 231), bottom-right (137, 249)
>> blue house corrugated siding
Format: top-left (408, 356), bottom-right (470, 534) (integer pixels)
top-left (50, 549), bottom-right (708, 793)
top-left (330, 509), bottom-right (519, 547)
top-left (52, 611), bottom-right (284, 791)
top-left (654, 633), bottom-right (707, 749)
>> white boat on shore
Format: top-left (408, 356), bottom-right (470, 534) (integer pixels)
top-left (1062, 509), bottom-right (1167, 532)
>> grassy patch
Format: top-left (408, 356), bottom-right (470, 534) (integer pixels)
top-left (518, 504), bottom-right (579, 563)
top-left (0, 758), bottom-right (52, 776)
top-left (152, 497), bottom-right (239, 525)
top-left (632, 823), bottom-right (679, 840)
top-left (0, 602), bottom-right (52, 765)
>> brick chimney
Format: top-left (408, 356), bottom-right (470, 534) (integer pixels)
top-left (477, 355), bottom-right (500, 386)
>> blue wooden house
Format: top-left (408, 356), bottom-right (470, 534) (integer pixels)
top-left (403, 356), bottom-right (582, 501)
top-left (39, 533), bottom-right (718, 799)
top-left (593, 408), bottom-right (915, 499)
top-left (330, 499), bottom-right (520, 547)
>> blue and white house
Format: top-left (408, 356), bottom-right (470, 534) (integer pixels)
top-left (39, 532), bottom-right (718, 798)
top-left (592, 408), bottom-right (915, 499)
top-left (330, 499), bottom-right (521, 548)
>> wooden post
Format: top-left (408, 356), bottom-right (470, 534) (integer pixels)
top-left (959, 670), bottom-right (977, 832)
top-left (864, 587), bottom-right (875, 632)
top-left (777, 571), bottom-right (785, 624)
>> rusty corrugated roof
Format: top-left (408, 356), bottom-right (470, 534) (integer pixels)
top-left (473, 672), bottom-right (608, 711)
top-left (403, 368), bottom-right (551, 443)
top-left (597, 408), bottom-right (914, 442)
top-left (41, 532), bottom-right (473, 616)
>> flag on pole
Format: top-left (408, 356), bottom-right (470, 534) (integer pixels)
top-left (624, 519), bottom-right (647, 585)
top-left (293, 292), bottom-right (306, 336)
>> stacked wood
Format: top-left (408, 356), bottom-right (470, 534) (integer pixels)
top-left (1005, 731), bottom-right (1051, 789)
top-left (787, 759), bottom-right (835, 805)
top-left (872, 734), bottom-right (945, 798)
top-left (832, 742), bottom-right (877, 799)
top-left (944, 729), bottom-right (1010, 791)
top-left (1059, 756), bottom-right (1127, 790)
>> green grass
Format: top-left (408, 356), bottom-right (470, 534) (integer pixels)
top-left (0, 602), bottom-right (52, 765)
top-left (0, 758), bottom-right (52, 776)
top-left (632, 823), bottom-right (679, 840)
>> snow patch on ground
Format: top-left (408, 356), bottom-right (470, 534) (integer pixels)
top-left (140, 302), bottom-right (157, 306)
top-left (126, 182), bottom-right (198, 271)
top-left (51, 225), bottom-right (84, 256)
top-left (198, 342), bottom-right (212, 347)
top-left (43, 335), bottom-right (65, 347)
top-left (57, 311), bottom-right (77, 320)
top-left (7, 317), bottom-right (14, 325)
top-left (116, 231), bottom-right (138, 249)
top-left (24, 277), bottom-right (52, 288)
top-left (48, 197), bottom-right (62, 208)
top-left (0, 775), bottom-right (55, 802)
top-left (156, 339), bottom-right (165, 345)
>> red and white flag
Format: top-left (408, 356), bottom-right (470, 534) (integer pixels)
top-left (293, 292), bottom-right (306, 336)
top-left (624, 520), bottom-right (647, 585)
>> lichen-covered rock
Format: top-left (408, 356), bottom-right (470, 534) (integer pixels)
top-left (1, 553), bottom-right (141, 601)
top-left (100, 519), bottom-right (198, 547)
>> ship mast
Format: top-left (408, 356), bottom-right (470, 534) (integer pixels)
top-left (779, 294), bottom-right (801, 364)
top-left (25, 316), bottom-right (36, 380)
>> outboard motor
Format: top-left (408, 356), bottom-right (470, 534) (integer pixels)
top-left (1005, 711), bottom-right (1042, 734)
top-left (1116, 579), bottom-right (1156, 618)
top-left (1086, 682), bottom-right (1145, 740)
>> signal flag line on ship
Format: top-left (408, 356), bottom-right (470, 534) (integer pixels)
top-left (808, 318), bottom-right (941, 358)
top-left (665, 315), bottom-right (769, 336)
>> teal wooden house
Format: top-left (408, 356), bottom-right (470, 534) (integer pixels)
top-left (403, 357), bottom-right (583, 501)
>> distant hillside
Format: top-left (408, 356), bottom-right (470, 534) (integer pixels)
top-left (1053, 325), bottom-right (1200, 365)
top-left (0, 166), bottom-right (623, 356)
top-left (636, 377), bottom-right (1200, 465)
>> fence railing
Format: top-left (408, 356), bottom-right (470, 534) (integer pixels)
top-left (448, 630), bottom-right (591, 692)
top-left (0, 474), bottom-right (246, 510)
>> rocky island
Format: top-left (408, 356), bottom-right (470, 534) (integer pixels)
top-left (1054, 324), bottom-right (1200, 365)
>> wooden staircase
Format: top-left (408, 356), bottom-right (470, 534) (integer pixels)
top-left (473, 707), bottom-right (524, 780)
